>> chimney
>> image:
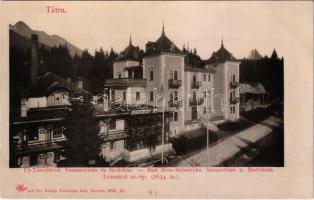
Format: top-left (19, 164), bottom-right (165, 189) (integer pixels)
top-left (31, 34), bottom-right (39, 86)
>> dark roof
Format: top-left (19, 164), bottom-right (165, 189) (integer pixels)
top-left (207, 41), bottom-right (238, 64)
top-left (240, 82), bottom-right (269, 94)
top-left (145, 27), bottom-right (182, 55)
top-left (21, 72), bottom-right (90, 98)
top-left (119, 37), bottom-right (142, 61)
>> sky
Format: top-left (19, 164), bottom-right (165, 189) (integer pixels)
top-left (3, 1), bottom-right (313, 60)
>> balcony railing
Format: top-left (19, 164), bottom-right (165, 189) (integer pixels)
top-left (99, 130), bottom-right (129, 142)
top-left (104, 78), bottom-right (147, 87)
top-left (191, 81), bottom-right (202, 88)
top-left (230, 81), bottom-right (240, 88)
top-left (189, 97), bottom-right (204, 106)
top-left (168, 100), bottom-right (182, 108)
top-left (168, 79), bottom-right (182, 88)
top-left (230, 97), bottom-right (240, 104)
top-left (127, 126), bottom-right (162, 137)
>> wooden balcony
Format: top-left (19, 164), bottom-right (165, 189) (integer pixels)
top-left (99, 130), bottom-right (129, 142)
top-left (168, 79), bottom-right (182, 88)
top-left (191, 81), bottom-right (202, 89)
top-left (127, 126), bottom-right (162, 138)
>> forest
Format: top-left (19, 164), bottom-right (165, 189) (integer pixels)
top-left (9, 29), bottom-right (284, 121)
top-left (9, 30), bottom-right (120, 120)
top-left (240, 50), bottom-right (284, 99)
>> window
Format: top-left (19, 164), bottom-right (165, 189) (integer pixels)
top-left (174, 71), bottom-right (178, 80)
top-left (39, 127), bottom-right (47, 135)
top-left (150, 91), bottom-right (154, 102)
top-left (230, 89), bottom-right (236, 98)
top-left (28, 128), bottom-right (38, 141)
top-left (208, 89), bottom-right (211, 95)
top-left (170, 92), bottom-right (173, 102)
top-left (203, 91), bottom-right (207, 98)
top-left (118, 73), bottom-right (121, 78)
top-left (109, 119), bottom-right (116, 130)
top-left (230, 106), bottom-right (236, 114)
top-left (174, 112), bottom-right (178, 121)
top-left (54, 153), bottom-right (60, 163)
top-left (232, 74), bottom-right (236, 82)
top-left (192, 91), bottom-right (197, 100)
top-left (110, 142), bottom-right (115, 151)
top-left (208, 74), bottom-right (211, 82)
top-left (204, 107), bottom-right (207, 114)
top-left (53, 127), bottom-right (63, 138)
top-left (169, 69), bottom-right (173, 79)
top-left (204, 74), bottom-right (206, 81)
top-left (150, 71), bottom-right (154, 81)
top-left (30, 155), bottom-right (38, 166)
top-left (123, 91), bottom-right (126, 101)
top-left (174, 91), bottom-right (178, 101)
top-left (136, 92), bottom-right (140, 101)
top-left (111, 90), bottom-right (115, 101)
top-left (193, 74), bottom-right (196, 82)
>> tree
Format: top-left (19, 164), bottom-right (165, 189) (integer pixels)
top-left (90, 48), bottom-right (106, 94)
top-left (63, 100), bottom-right (101, 166)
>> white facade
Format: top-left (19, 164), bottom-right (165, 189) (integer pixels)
top-left (209, 61), bottom-right (240, 121)
top-left (143, 53), bottom-right (185, 136)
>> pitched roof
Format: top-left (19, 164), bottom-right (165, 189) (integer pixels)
top-left (120, 36), bottom-right (141, 61)
top-left (21, 72), bottom-right (90, 97)
top-left (240, 82), bottom-right (268, 94)
top-left (207, 41), bottom-right (237, 64)
top-left (145, 26), bottom-right (182, 55)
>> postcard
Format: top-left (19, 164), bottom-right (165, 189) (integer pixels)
top-left (0, 1), bottom-right (313, 199)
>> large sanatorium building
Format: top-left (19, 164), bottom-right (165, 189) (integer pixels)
top-left (10, 25), bottom-right (241, 167)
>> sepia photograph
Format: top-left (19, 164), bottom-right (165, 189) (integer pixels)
top-left (8, 4), bottom-right (284, 168)
top-left (1, 1), bottom-right (313, 198)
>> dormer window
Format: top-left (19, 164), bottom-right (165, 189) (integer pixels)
top-left (171, 44), bottom-right (175, 52)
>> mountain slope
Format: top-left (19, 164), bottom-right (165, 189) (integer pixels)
top-left (9, 21), bottom-right (82, 56)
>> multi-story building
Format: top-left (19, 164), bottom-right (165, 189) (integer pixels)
top-left (96, 106), bottom-right (172, 166)
top-left (10, 34), bottom-right (90, 167)
top-left (105, 37), bottom-right (145, 106)
top-left (206, 41), bottom-right (241, 122)
top-left (103, 34), bottom-right (173, 165)
top-left (183, 62), bottom-right (216, 132)
top-left (11, 25), bottom-right (241, 167)
top-left (105, 25), bottom-right (241, 142)
top-left (143, 25), bottom-right (186, 136)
